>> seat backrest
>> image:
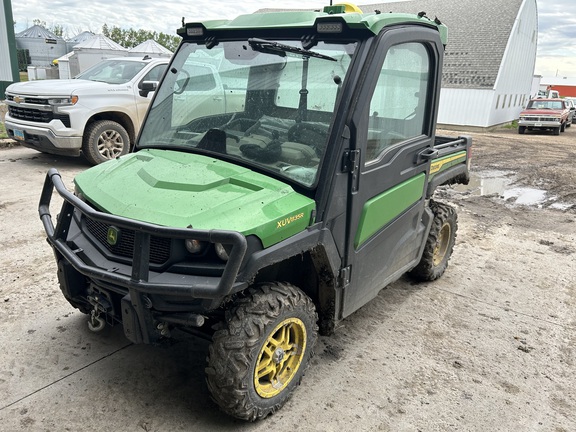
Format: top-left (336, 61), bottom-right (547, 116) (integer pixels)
top-left (196, 129), bottom-right (227, 154)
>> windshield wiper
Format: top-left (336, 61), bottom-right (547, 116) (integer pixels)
top-left (248, 38), bottom-right (336, 62)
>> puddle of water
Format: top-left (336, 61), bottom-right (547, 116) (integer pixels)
top-left (453, 170), bottom-right (514, 196)
top-left (451, 170), bottom-right (551, 207)
top-left (550, 202), bottom-right (574, 211)
top-left (502, 187), bottom-right (547, 206)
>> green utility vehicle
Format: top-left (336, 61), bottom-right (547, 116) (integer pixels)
top-left (39, 4), bottom-right (471, 421)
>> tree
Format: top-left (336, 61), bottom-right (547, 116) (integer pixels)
top-left (32, 18), bottom-right (65, 37)
top-left (101, 24), bottom-right (179, 52)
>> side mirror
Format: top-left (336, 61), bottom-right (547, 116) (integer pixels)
top-left (139, 80), bottom-right (158, 97)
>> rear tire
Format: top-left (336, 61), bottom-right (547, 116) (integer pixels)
top-left (82, 120), bottom-right (130, 165)
top-left (206, 282), bottom-right (318, 421)
top-left (409, 200), bottom-right (457, 282)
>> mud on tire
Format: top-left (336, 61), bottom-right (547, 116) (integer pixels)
top-left (409, 200), bottom-right (457, 282)
top-left (205, 282), bottom-right (318, 421)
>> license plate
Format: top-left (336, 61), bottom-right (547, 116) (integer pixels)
top-left (534, 123), bottom-right (542, 127)
top-left (13, 129), bottom-right (25, 141)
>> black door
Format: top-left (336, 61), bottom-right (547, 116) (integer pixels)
top-left (341, 27), bottom-right (445, 317)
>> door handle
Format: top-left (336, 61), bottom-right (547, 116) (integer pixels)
top-left (416, 148), bottom-right (438, 164)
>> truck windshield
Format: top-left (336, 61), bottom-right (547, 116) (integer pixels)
top-left (526, 100), bottom-right (564, 110)
top-left (75, 59), bottom-right (147, 84)
top-left (138, 39), bottom-right (357, 187)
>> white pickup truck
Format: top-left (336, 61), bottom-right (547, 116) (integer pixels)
top-left (4, 56), bottom-right (169, 165)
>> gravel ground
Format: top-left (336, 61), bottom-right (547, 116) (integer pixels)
top-left (0, 127), bottom-right (574, 431)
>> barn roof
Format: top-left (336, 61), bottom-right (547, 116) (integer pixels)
top-left (361, 0), bottom-right (525, 89)
top-left (258, 0), bottom-right (526, 89)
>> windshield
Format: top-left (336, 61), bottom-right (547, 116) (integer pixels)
top-left (527, 100), bottom-right (564, 110)
top-left (138, 39), bottom-right (357, 187)
top-left (75, 59), bottom-right (147, 84)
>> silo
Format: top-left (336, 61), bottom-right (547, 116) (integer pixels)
top-left (15, 25), bottom-right (67, 66)
top-left (66, 31), bottom-right (95, 53)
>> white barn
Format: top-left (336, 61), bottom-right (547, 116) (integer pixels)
top-left (361, 0), bottom-right (538, 129)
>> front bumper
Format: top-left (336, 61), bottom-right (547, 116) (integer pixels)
top-left (5, 118), bottom-right (83, 155)
top-left (518, 119), bottom-right (561, 129)
top-left (39, 169), bottom-right (248, 342)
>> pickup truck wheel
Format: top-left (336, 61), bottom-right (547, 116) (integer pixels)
top-left (518, 126), bottom-right (526, 134)
top-left (560, 122), bottom-right (566, 133)
top-left (206, 282), bottom-right (318, 421)
top-left (409, 200), bottom-right (457, 282)
top-left (83, 120), bottom-right (130, 165)
top-left (554, 127), bottom-right (561, 136)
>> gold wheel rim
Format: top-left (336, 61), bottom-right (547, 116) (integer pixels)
top-left (433, 222), bottom-right (451, 266)
top-left (254, 317), bottom-right (307, 398)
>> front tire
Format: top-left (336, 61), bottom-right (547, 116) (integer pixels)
top-left (409, 200), bottom-right (457, 281)
top-left (82, 120), bottom-right (130, 165)
top-left (206, 282), bottom-right (318, 421)
top-left (518, 126), bottom-right (526, 134)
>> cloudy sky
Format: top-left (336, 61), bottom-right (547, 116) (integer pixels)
top-left (9, 0), bottom-right (575, 78)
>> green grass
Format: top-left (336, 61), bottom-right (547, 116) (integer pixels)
top-left (0, 72), bottom-right (26, 139)
top-left (502, 120), bottom-right (519, 129)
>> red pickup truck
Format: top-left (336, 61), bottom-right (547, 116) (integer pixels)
top-left (518, 98), bottom-right (573, 135)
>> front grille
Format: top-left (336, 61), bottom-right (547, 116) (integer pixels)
top-left (522, 116), bottom-right (558, 122)
top-left (8, 106), bottom-right (71, 127)
top-left (84, 217), bottom-right (171, 265)
top-left (7, 94), bottom-right (50, 104)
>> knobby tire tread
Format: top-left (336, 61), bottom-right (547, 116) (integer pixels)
top-left (205, 282), bottom-right (318, 421)
top-left (409, 200), bottom-right (457, 282)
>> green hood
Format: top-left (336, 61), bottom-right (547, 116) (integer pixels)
top-left (74, 149), bottom-right (315, 247)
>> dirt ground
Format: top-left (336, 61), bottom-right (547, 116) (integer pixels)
top-left (0, 127), bottom-right (575, 431)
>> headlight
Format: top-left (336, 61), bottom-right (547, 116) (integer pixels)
top-left (73, 184), bottom-right (85, 202)
top-left (185, 239), bottom-right (205, 254)
top-left (214, 243), bottom-right (229, 261)
top-left (48, 96), bottom-right (78, 106)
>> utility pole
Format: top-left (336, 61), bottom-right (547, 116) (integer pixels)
top-left (1, 0), bottom-right (20, 99)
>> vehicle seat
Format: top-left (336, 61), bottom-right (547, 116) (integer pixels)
top-left (280, 142), bottom-right (317, 166)
top-left (197, 129), bottom-right (227, 154)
